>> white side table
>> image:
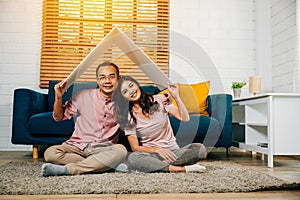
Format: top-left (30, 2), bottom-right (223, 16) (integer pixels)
top-left (232, 93), bottom-right (300, 167)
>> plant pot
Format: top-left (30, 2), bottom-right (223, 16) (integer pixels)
top-left (233, 88), bottom-right (241, 98)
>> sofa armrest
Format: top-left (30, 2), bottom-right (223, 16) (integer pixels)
top-left (11, 88), bottom-right (48, 144)
top-left (207, 94), bottom-right (232, 147)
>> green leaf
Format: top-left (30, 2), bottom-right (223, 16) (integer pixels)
top-left (231, 81), bottom-right (247, 89)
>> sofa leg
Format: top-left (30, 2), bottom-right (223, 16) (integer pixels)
top-left (33, 145), bottom-right (38, 159)
top-left (226, 147), bottom-right (230, 156)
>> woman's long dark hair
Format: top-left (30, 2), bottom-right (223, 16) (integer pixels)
top-left (112, 76), bottom-right (158, 129)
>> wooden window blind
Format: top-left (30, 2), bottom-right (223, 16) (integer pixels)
top-left (40, 0), bottom-right (169, 88)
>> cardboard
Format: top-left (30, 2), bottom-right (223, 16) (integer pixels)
top-left (61, 27), bottom-right (170, 90)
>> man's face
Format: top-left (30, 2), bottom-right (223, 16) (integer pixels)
top-left (97, 65), bottom-right (119, 98)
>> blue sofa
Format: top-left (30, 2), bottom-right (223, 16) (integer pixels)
top-left (12, 80), bottom-right (232, 158)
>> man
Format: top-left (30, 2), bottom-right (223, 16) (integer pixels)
top-left (41, 62), bottom-right (127, 177)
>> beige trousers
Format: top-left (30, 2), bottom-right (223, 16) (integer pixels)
top-left (44, 142), bottom-right (127, 175)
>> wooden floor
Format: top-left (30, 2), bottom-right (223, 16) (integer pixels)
top-left (1, 147), bottom-right (300, 200)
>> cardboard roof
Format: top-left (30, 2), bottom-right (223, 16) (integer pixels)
top-left (61, 26), bottom-right (170, 90)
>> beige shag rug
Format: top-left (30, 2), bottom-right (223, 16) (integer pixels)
top-left (0, 161), bottom-right (299, 195)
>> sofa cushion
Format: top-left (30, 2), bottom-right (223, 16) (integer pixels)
top-left (29, 112), bottom-right (74, 137)
top-left (169, 115), bottom-right (222, 147)
top-left (177, 81), bottom-right (210, 116)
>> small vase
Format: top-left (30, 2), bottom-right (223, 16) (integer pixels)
top-left (233, 88), bottom-right (241, 98)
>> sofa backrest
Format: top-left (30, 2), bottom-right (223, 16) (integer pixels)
top-left (47, 81), bottom-right (160, 111)
top-left (48, 80), bottom-right (98, 111)
top-left (140, 85), bottom-right (161, 95)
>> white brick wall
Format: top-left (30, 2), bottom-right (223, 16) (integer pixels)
top-left (0, 0), bottom-right (43, 151)
top-left (296, 0), bottom-right (300, 93)
top-left (170, 0), bottom-right (256, 95)
top-left (271, 0), bottom-right (297, 92)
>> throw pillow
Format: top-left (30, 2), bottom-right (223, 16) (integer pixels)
top-left (178, 81), bottom-right (210, 116)
top-left (159, 81), bottom-right (210, 116)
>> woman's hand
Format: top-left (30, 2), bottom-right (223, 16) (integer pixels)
top-left (167, 84), bottom-right (179, 99)
top-left (162, 92), bottom-right (174, 105)
top-left (128, 136), bottom-right (177, 163)
top-left (166, 83), bottom-right (190, 122)
top-left (155, 148), bottom-right (177, 163)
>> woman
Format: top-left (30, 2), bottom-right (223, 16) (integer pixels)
top-left (112, 76), bottom-right (206, 173)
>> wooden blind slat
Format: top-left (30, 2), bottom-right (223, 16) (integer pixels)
top-left (40, 0), bottom-right (169, 88)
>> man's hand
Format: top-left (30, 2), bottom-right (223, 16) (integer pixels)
top-left (53, 81), bottom-right (67, 120)
top-left (155, 148), bottom-right (177, 163)
top-left (54, 81), bottom-right (67, 99)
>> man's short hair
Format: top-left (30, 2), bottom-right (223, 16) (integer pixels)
top-left (96, 62), bottom-right (120, 78)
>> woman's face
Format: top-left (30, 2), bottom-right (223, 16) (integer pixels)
top-left (120, 80), bottom-right (141, 102)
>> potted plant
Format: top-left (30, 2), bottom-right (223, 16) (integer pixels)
top-left (231, 81), bottom-right (246, 98)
